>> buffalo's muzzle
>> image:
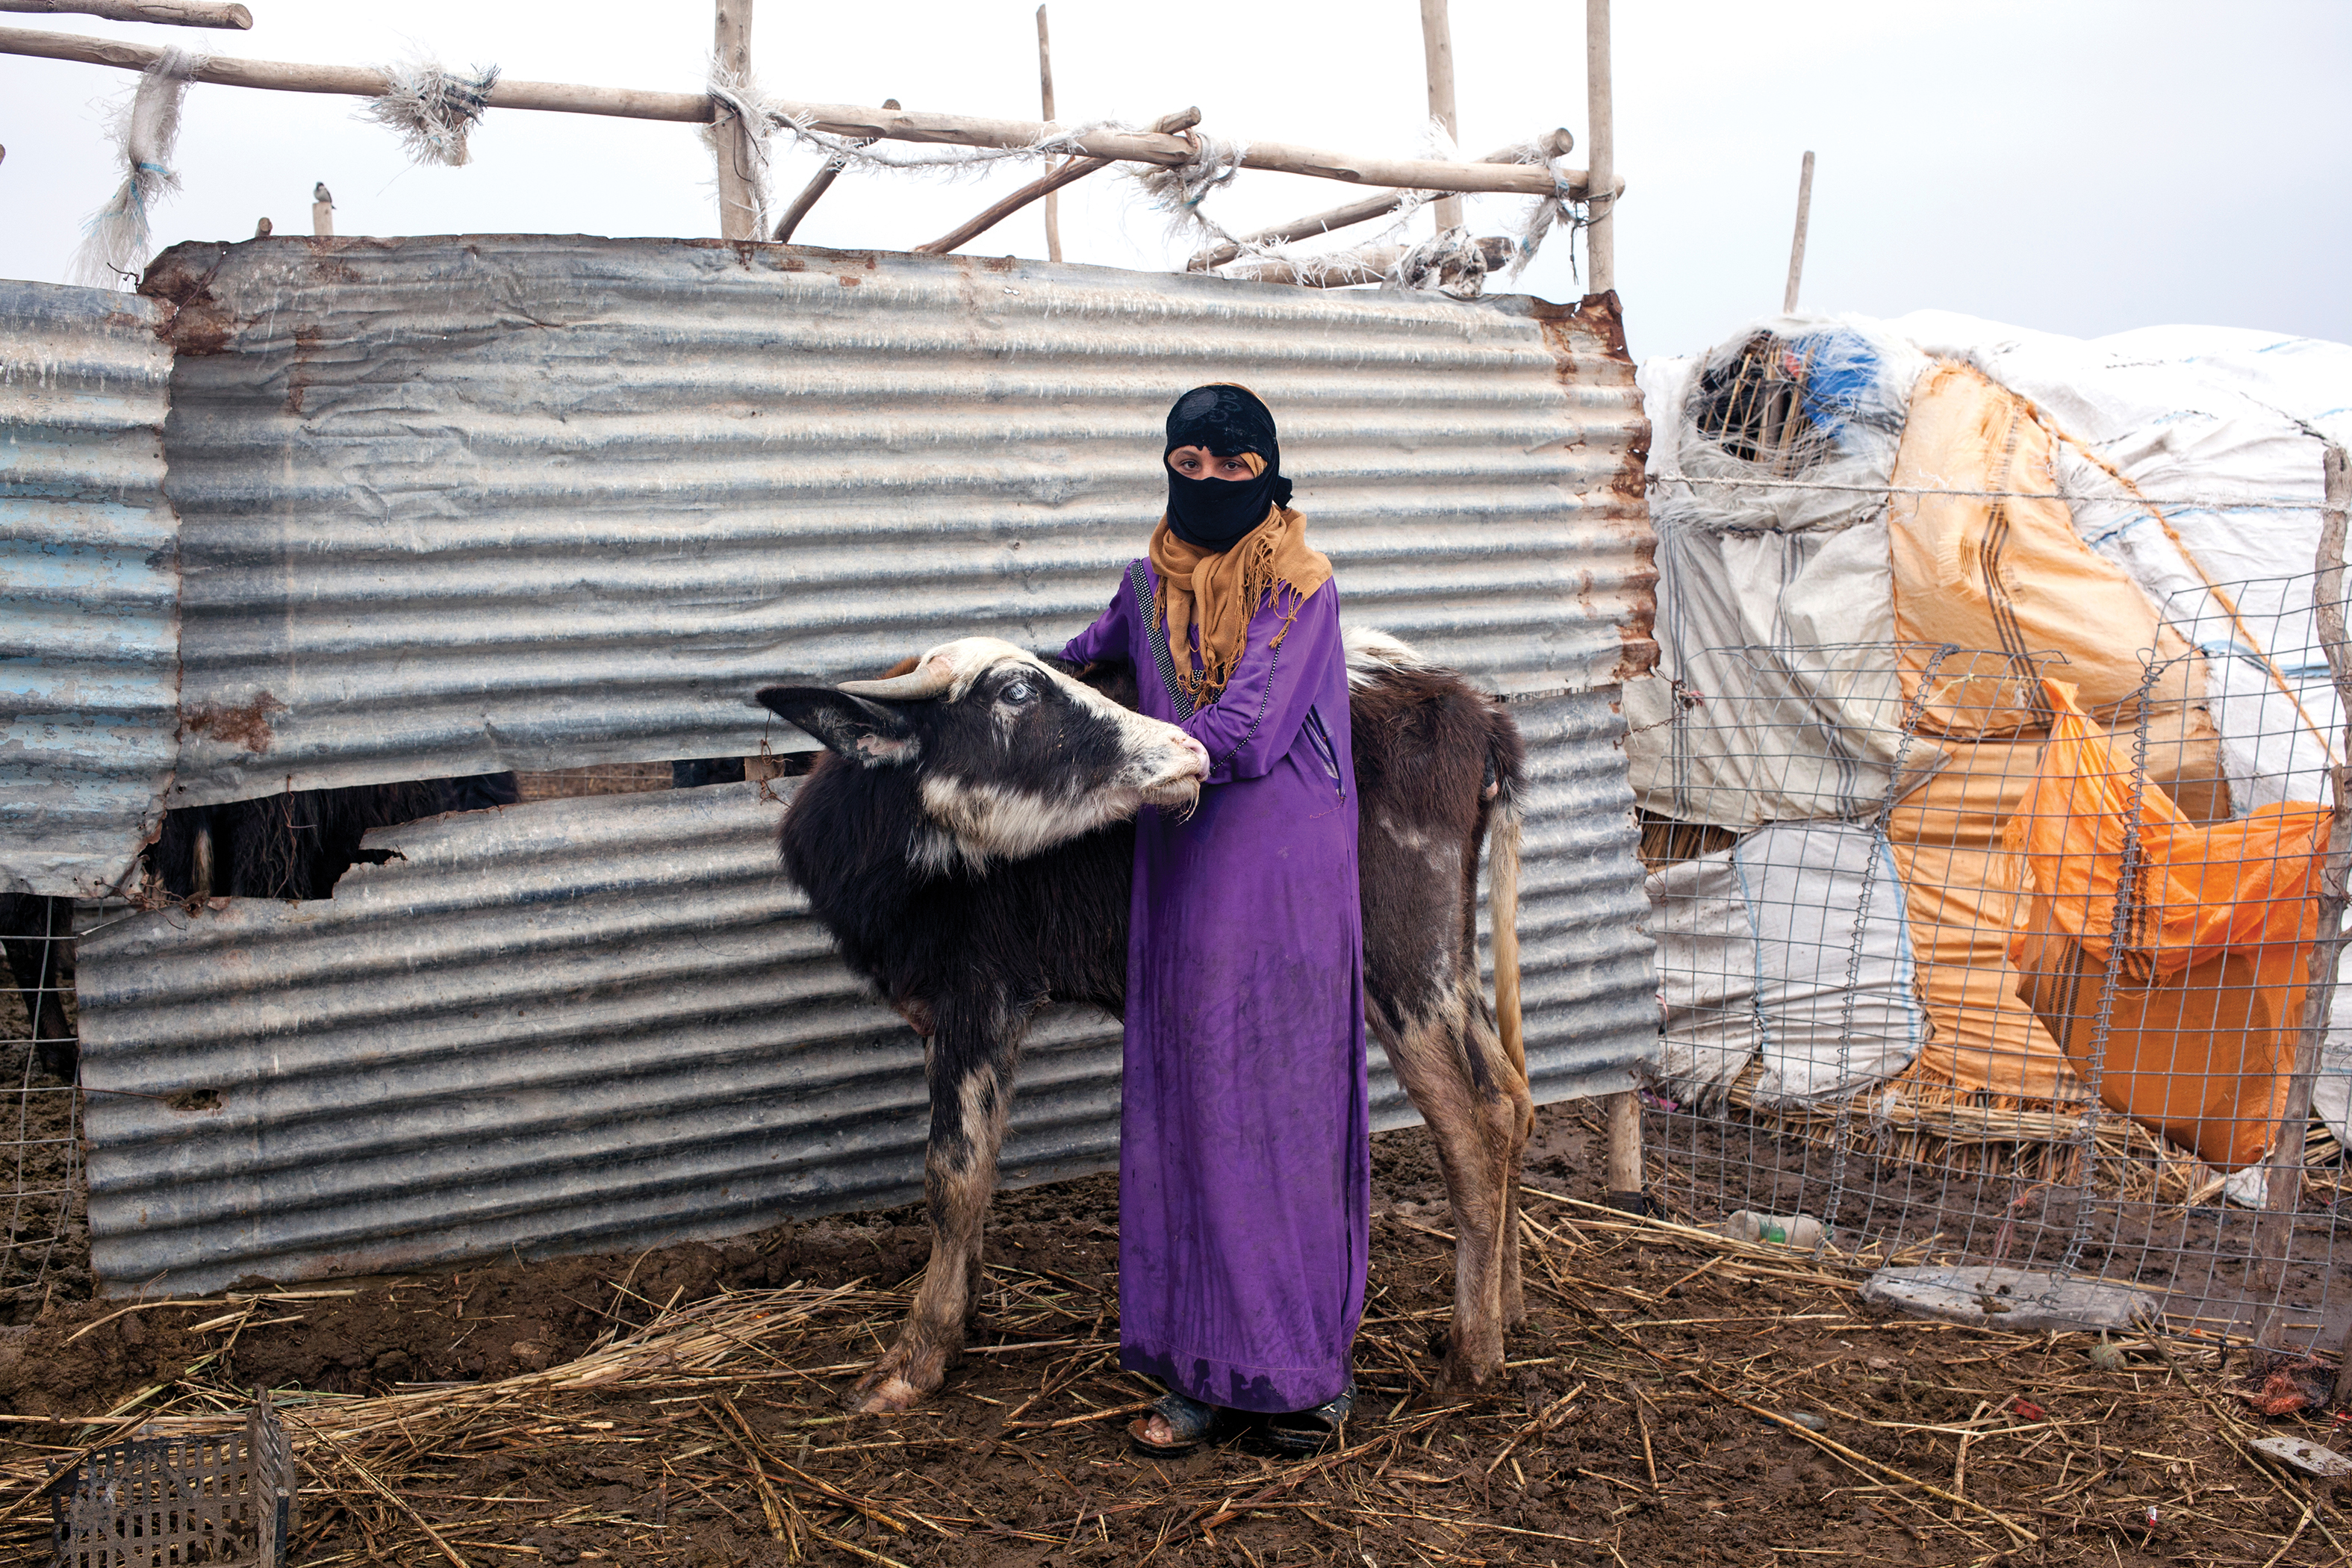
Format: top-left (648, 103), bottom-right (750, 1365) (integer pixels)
top-left (1138, 733), bottom-right (1211, 806)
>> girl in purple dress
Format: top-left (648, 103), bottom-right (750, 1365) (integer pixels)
top-left (1062, 385), bottom-right (1368, 1455)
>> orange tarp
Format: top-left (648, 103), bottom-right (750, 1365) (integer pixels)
top-left (1886, 738), bottom-right (2077, 1102)
top-left (1887, 364), bottom-right (2200, 734)
top-left (2003, 680), bottom-right (2328, 1167)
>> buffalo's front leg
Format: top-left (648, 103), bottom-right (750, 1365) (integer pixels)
top-left (850, 1001), bottom-right (1021, 1415)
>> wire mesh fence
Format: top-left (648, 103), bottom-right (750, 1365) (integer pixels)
top-left (0, 892), bottom-right (84, 1323)
top-left (1637, 572), bottom-right (2349, 1360)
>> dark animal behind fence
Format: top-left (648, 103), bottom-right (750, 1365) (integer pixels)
top-left (759, 630), bottom-right (1531, 1416)
top-left (143, 774), bottom-right (516, 900)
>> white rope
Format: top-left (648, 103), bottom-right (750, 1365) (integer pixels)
top-left (70, 45), bottom-right (202, 290)
top-left (361, 57), bottom-right (501, 168)
top-left (769, 112), bottom-right (1119, 178)
top-left (704, 62), bottom-right (780, 231)
top-left (1502, 134), bottom-right (1587, 283)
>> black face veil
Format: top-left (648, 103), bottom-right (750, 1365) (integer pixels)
top-left (1163, 384), bottom-right (1295, 551)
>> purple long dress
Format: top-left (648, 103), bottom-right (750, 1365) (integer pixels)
top-left (1064, 561), bottom-right (1369, 1414)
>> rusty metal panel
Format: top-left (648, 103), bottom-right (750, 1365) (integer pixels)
top-left (0, 282), bottom-right (180, 896)
top-left (143, 237), bottom-right (1652, 806)
top-left (77, 701), bottom-right (1652, 1292)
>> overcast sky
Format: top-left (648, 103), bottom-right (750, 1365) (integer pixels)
top-left (1, 1), bottom-right (2345, 364)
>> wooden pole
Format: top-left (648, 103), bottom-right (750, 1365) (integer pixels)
top-left (1782, 149), bottom-right (1814, 313)
top-left (1417, 0), bottom-right (1461, 233)
top-left (921, 158), bottom-right (1105, 257)
top-left (1189, 129), bottom-right (1575, 271)
top-left (0, 0), bottom-right (250, 26)
top-left (919, 107), bottom-right (1195, 257)
top-left (0, 25), bottom-right (1592, 196)
top-left (1605, 1083), bottom-right (1643, 1213)
top-left (2259, 444), bottom-right (2352, 1357)
top-left (712, 0), bottom-right (758, 241)
top-left (1591, 214), bottom-right (1646, 1184)
top-left (1584, 0), bottom-right (1614, 294)
top-left (1036, 5), bottom-right (1062, 264)
top-left (772, 97), bottom-right (895, 243)
top-left (311, 181), bottom-right (332, 237)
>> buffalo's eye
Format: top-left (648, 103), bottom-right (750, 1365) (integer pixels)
top-left (1000, 679), bottom-right (1036, 705)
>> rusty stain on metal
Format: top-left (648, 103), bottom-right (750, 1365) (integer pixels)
top-left (1529, 292), bottom-right (1658, 682)
top-left (179, 692), bottom-right (286, 753)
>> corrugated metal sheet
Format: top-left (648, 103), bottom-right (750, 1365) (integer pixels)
top-left (143, 236), bottom-right (1652, 806)
top-left (0, 282), bottom-right (180, 897)
top-left (78, 691), bottom-right (1648, 1294)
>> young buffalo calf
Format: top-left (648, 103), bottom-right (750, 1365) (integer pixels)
top-left (760, 630), bottom-right (1531, 1414)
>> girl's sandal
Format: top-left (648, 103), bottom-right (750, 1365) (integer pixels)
top-left (1127, 1390), bottom-right (1221, 1455)
top-left (1265, 1381), bottom-right (1354, 1456)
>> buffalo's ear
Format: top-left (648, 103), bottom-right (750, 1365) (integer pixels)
top-left (756, 687), bottom-right (920, 767)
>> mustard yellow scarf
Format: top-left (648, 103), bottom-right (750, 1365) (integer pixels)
top-left (1146, 503), bottom-right (1331, 704)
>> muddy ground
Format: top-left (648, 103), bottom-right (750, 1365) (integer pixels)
top-left (4, 1104), bottom-right (2348, 1567)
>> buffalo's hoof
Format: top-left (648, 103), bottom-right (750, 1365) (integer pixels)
top-left (849, 1372), bottom-right (926, 1416)
top-left (846, 1338), bottom-right (951, 1416)
top-left (1426, 1333), bottom-right (1505, 1398)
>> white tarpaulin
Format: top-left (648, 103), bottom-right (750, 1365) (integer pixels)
top-left (1649, 821), bottom-right (1926, 1107)
top-left (1628, 333), bottom-right (1942, 827)
top-left (1648, 847), bottom-right (1758, 1107)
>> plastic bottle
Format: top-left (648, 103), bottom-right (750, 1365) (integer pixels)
top-left (1720, 1210), bottom-right (1825, 1248)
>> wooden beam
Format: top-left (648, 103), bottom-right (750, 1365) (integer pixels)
top-left (1605, 1089), bottom-right (1643, 1212)
top-left (1584, 0), bottom-right (1614, 293)
top-left (917, 108), bottom-right (1196, 257)
top-left (0, 0), bottom-right (249, 27)
top-left (712, 0), bottom-right (757, 240)
top-left (0, 24), bottom-right (1593, 196)
top-left (772, 97), bottom-right (895, 243)
top-left (1418, 0), bottom-right (1461, 231)
top-left (1782, 149), bottom-right (1814, 313)
top-left (1217, 234), bottom-right (1511, 288)
top-left (918, 156), bottom-right (1107, 256)
top-left (1189, 130), bottom-right (1575, 272)
top-left (1036, 4), bottom-right (1061, 264)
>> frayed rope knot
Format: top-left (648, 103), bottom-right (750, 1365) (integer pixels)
top-left (703, 63), bottom-right (784, 230)
top-left (1132, 131), bottom-right (1246, 217)
top-left (363, 59), bottom-right (502, 168)
top-left (1384, 225), bottom-right (1489, 300)
top-left (70, 46), bottom-right (203, 290)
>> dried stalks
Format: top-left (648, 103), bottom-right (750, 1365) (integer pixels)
top-left (3, 1199), bottom-right (2344, 1565)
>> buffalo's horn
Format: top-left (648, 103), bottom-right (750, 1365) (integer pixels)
top-left (837, 655), bottom-right (956, 702)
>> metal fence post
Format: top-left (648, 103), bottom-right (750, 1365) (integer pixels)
top-left (2260, 444), bottom-right (2352, 1353)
